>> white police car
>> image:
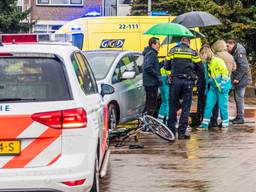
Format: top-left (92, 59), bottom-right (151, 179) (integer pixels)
top-left (0, 34), bottom-right (112, 192)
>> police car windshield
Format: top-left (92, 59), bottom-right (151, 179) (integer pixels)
top-left (0, 57), bottom-right (71, 102)
top-left (84, 52), bottom-right (119, 80)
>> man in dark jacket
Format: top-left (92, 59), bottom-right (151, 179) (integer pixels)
top-left (227, 39), bottom-right (252, 124)
top-left (142, 37), bottom-right (161, 116)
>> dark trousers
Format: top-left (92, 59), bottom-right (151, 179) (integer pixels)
top-left (143, 86), bottom-right (158, 116)
top-left (211, 103), bottom-right (219, 124)
top-left (197, 87), bottom-right (206, 122)
top-left (168, 78), bottom-right (193, 136)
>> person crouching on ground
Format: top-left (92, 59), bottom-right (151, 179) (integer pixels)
top-left (142, 37), bottom-right (162, 116)
top-left (199, 47), bottom-right (232, 129)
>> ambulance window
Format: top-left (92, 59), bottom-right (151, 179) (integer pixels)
top-left (0, 57), bottom-right (71, 102)
top-left (72, 33), bottom-right (84, 50)
top-left (72, 52), bottom-right (97, 94)
top-left (133, 54), bottom-right (144, 74)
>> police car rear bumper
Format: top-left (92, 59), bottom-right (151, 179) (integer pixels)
top-left (0, 169), bottom-right (93, 192)
top-left (0, 135), bottom-right (98, 192)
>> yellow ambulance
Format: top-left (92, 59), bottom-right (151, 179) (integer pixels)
top-left (56, 16), bottom-right (201, 58)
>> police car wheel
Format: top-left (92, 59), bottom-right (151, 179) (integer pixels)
top-left (109, 104), bottom-right (117, 130)
top-left (90, 155), bottom-right (100, 192)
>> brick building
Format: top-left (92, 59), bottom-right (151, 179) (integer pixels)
top-left (19, 0), bottom-right (117, 33)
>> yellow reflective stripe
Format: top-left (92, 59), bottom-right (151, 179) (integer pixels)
top-left (166, 55), bottom-right (173, 60)
top-left (160, 68), bottom-right (171, 75)
top-left (192, 56), bottom-right (201, 63)
top-left (173, 51), bottom-right (192, 55)
top-left (173, 54), bottom-right (192, 59)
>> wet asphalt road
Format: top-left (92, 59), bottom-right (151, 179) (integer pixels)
top-left (101, 104), bottom-right (256, 192)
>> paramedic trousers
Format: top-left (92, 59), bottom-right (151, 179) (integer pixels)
top-left (168, 78), bottom-right (193, 136)
top-left (201, 86), bottom-right (229, 128)
top-left (158, 76), bottom-right (169, 120)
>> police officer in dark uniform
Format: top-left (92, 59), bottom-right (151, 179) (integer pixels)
top-left (165, 37), bottom-right (202, 139)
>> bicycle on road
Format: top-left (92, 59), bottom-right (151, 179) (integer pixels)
top-left (109, 113), bottom-right (175, 147)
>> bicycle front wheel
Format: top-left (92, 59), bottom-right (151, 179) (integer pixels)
top-left (144, 115), bottom-right (175, 141)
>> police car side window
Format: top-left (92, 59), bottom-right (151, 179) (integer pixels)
top-left (71, 55), bottom-right (85, 90)
top-left (72, 52), bottom-right (97, 95)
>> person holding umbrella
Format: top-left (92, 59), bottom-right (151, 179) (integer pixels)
top-left (165, 37), bottom-right (202, 139)
top-left (144, 23), bottom-right (196, 138)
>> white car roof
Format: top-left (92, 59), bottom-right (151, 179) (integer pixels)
top-left (0, 43), bottom-right (78, 58)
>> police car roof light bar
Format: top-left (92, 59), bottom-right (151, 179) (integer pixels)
top-left (1, 34), bottom-right (38, 44)
top-left (0, 34), bottom-right (72, 45)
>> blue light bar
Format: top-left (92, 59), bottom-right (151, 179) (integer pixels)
top-left (83, 10), bottom-right (101, 17)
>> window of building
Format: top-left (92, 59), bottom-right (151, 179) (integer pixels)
top-left (33, 24), bottom-right (64, 33)
top-left (119, 0), bottom-right (131, 4)
top-left (17, 0), bottom-right (23, 12)
top-left (37, 0), bottom-right (83, 6)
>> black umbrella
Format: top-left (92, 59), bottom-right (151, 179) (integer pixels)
top-left (172, 11), bottom-right (222, 28)
top-left (161, 29), bottom-right (205, 46)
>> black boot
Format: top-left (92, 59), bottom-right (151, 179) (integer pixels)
top-left (209, 121), bottom-right (218, 128)
top-left (230, 117), bottom-right (238, 122)
top-left (232, 118), bottom-right (245, 124)
top-left (178, 134), bottom-right (191, 140)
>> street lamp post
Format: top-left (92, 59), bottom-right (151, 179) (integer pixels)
top-left (148, 0), bottom-right (152, 16)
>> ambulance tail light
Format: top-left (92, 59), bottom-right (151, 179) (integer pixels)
top-left (32, 108), bottom-right (87, 129)
top-left (62, 179), bottom-right (86, 186)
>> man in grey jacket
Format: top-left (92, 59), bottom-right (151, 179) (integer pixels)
top-left (142, 37), bottom-right (161, 116)
top-left (227, 39), bottom-right (252, 124)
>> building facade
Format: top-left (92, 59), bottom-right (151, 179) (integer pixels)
top-left (117, 0), bottom-right (131, 16)
top-left (19, 0), bottom-right (117, 33)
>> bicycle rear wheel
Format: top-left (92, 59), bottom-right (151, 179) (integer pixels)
top-left (109, 128), bottom-right (134, 140)
top-left (144, 115), bottom-right (175, 141)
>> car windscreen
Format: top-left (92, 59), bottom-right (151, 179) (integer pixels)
top-left (84, 52), bottom-right (118, 80)
top-left (0, 57), bottom-right (71, 102)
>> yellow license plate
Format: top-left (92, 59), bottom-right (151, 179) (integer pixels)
top-left (0, 140), bottom-right (21, 155)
